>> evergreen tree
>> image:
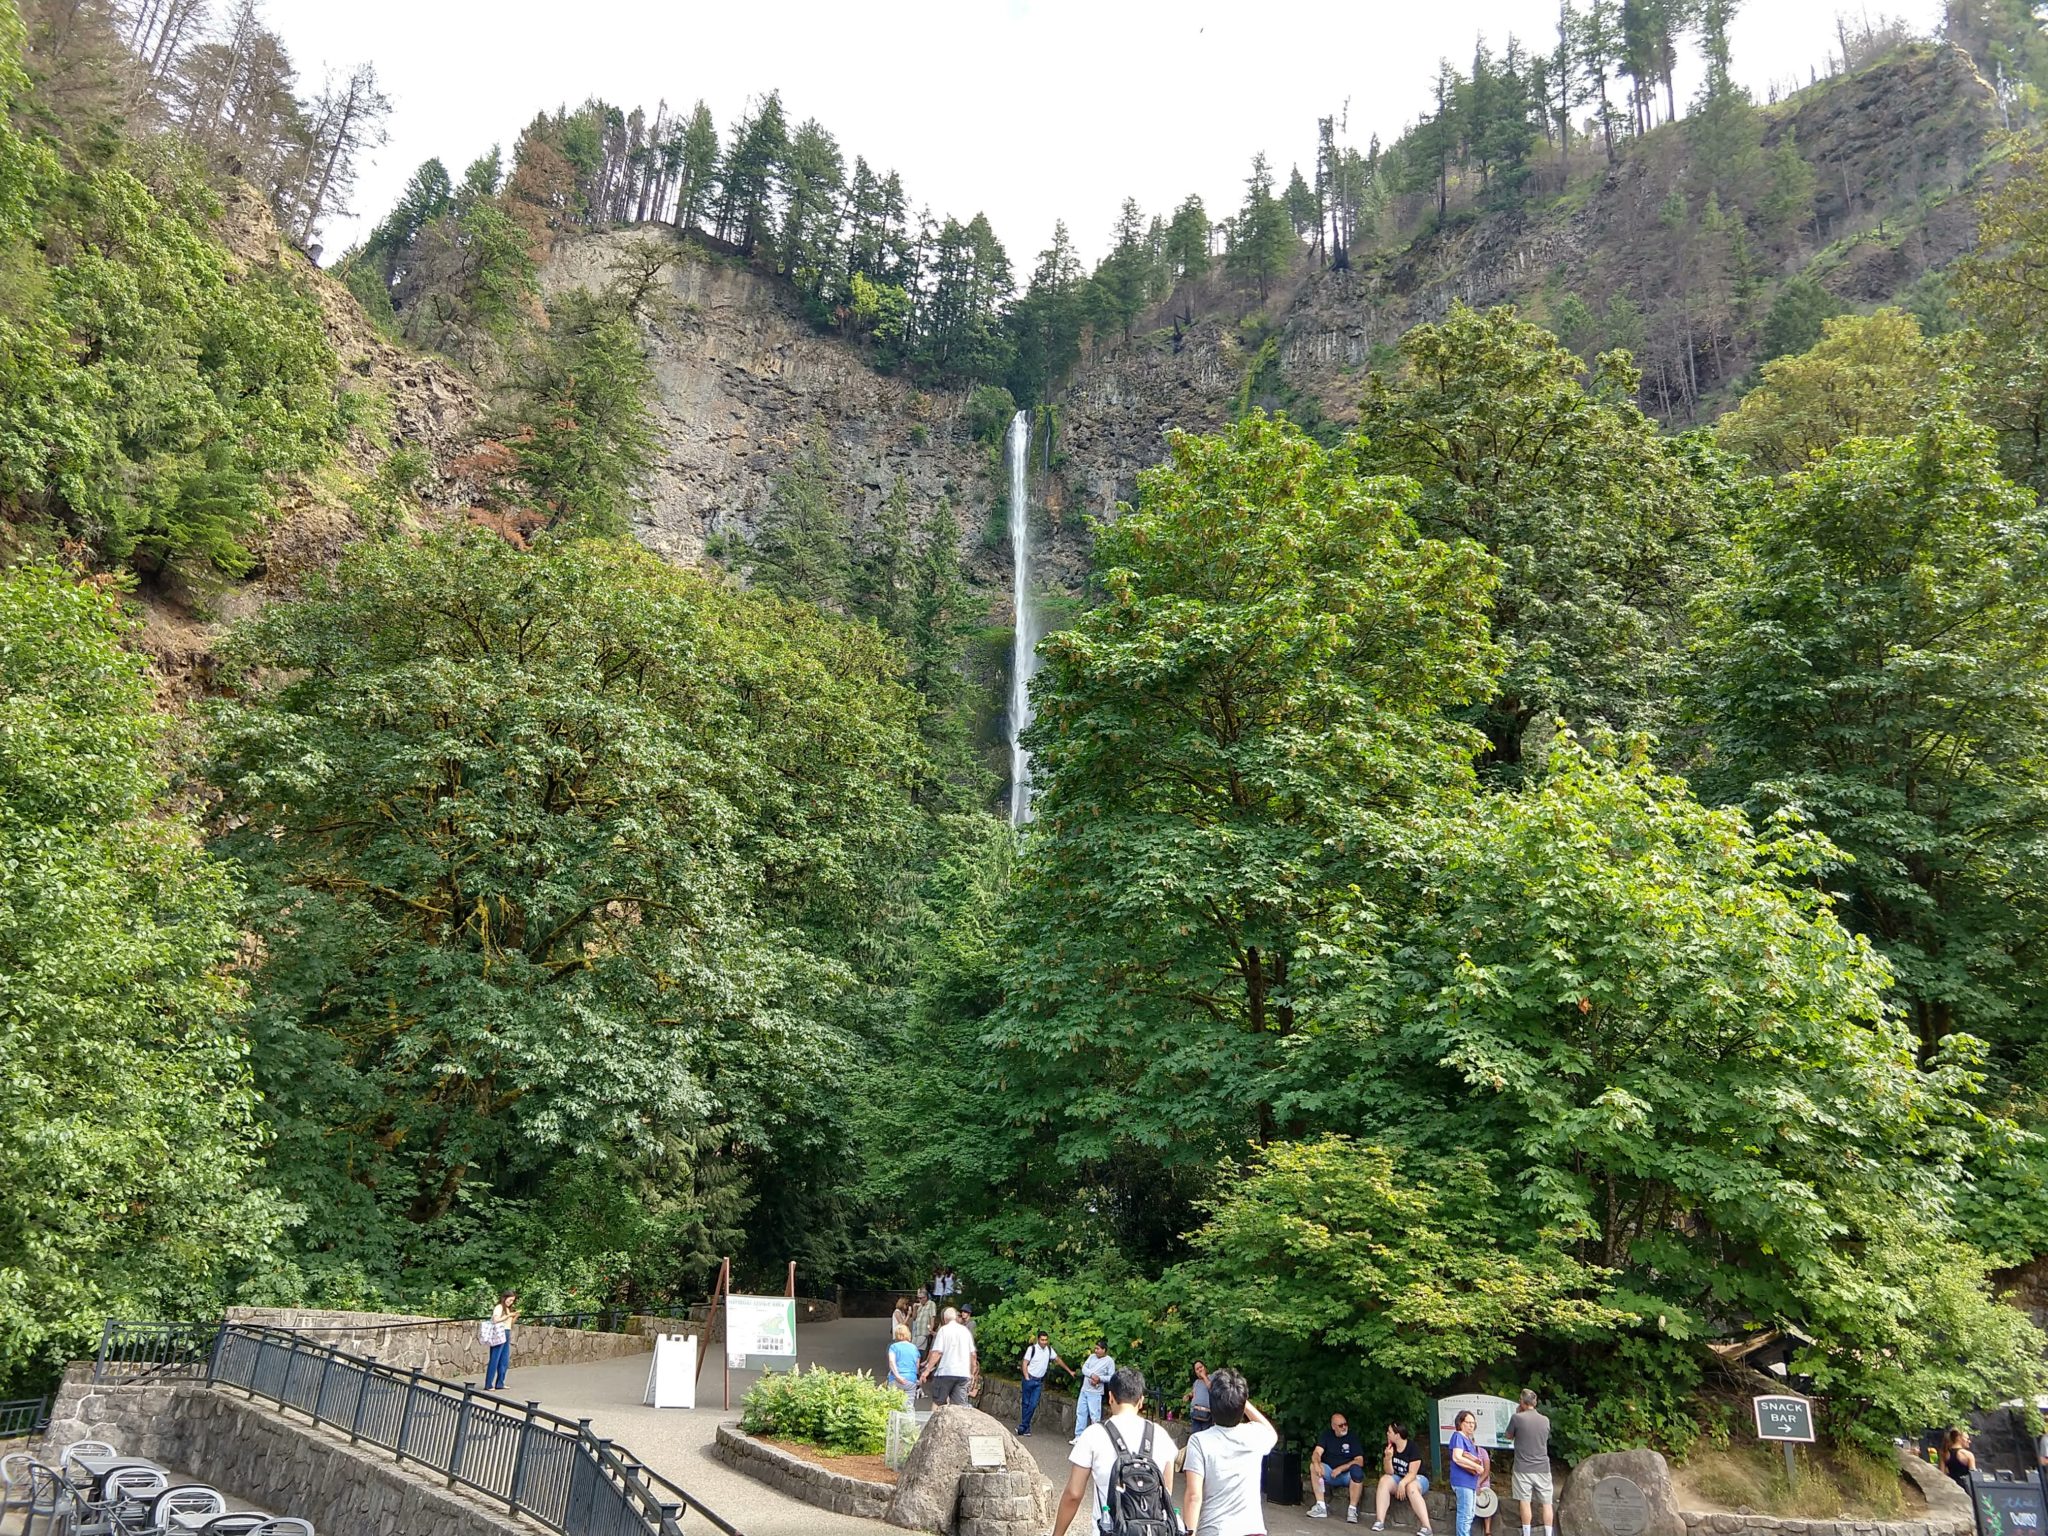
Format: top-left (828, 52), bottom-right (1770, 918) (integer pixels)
top-left (1229, 153), bottom-right (1294, 300)
top-left (853, 475), bottom-right (915, 639)
top-left (748, 429), bottom-right (852, 605)
top-left (673, 101), bottom-right (718, 232)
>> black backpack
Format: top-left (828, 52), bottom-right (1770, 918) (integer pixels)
top-left (1103, 1419), bottom-right (1179, 1536)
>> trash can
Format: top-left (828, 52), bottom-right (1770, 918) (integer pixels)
top-left (1263, 1433), bottom-right (1303, 1506)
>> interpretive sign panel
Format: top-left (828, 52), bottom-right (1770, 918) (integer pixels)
top-left (726, 1294), bottom-right (797, 1370)
top-left (1437, 1392), bottom-right (1517, 1450)
top-left (1751, 1395), bottom-right (1816, 1443)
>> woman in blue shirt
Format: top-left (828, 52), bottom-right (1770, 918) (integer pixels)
top-left (888, 1325), bottom-right (920, 1405)
top-left (1449, 1410), bottom-right (1485, 1536)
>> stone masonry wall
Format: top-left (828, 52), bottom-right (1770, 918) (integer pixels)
top-left (712, 1422), bottom-right (893, 1520)
top-left (42, 1371), bottom-right (529, 1536)
top-left (1674, 1452), bottom-right (1973, 1536)
top-left (224, 1307), bottom-right (650, 1380)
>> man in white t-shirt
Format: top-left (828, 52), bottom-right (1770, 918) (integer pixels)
top-left (920, 1305), bottom-right (979, 1406)
top-left (1053, 1366), bottom-right (1178, 1536)
top-left (1182, 1368), bottom-right (1278, 1536)
top-left (1075, 1340), bottom-right (1116, 1439)
top-left (1018, 1330), bottom-right (1076, 1436)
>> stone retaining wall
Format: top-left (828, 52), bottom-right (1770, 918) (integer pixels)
top-left (1673, 1452), bottom-right (1971, 1536)
top-left (42, 1370), bottom-right (528, 1536)
top-left (712, 1422), bottom-right (893, 1520)
top-left (971, 1378), bottom-right (1079, 1438)
top-left (225, 1306), bottom-right (651, 1379)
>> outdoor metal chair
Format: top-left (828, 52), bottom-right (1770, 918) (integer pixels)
top-left (77, 1466), bottom-right (167, 1536)
top-left (247, 1520), bottom-right (314, 1536)
top-left (56, 1443), bottom-right (117, 1486)
top-left (2, 1449), bottom-right (34, 1513)
top-left (145, 1487), bottom-right (227, 1528)
top-left (19, 1459), bottom-right (81, 1536)
top-left (191, 1516), bottom-right (269, 1535)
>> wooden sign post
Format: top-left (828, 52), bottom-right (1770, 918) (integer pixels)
top-left (1752, 1393), bottom-right (1816, 1484)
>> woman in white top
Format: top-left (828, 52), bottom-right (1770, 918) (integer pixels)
top-left (484, 1291), bottom-right (519, 1390)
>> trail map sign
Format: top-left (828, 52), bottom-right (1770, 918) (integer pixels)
top-left (1971, 1477), bottom-right (2048, 1536)
top-left (726, 1294), bottom-right (797, 1370)
top-left (1751, 1395), bottom-right (1816, 1443)
top-left (1437, 1392), bottom-right (1517, 1450)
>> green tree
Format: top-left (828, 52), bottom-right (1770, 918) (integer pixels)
top-left (1953, 144), bottom-right (2048, 489)
top-left (852, 475), bottom-right (915, 638)
top-left (493, 285), bottom-right (657, 537)
top-left (1, 563), bottom-right (276, 1388)
top-left (748, 429), bottom-right (852, 605)
top-left (1228, 154), bottom-right (1295, 301)
top-left (1754, 273), bottom-right (1845, 363)
top-left (986, 414), bottom-right (1499, 1228)
top-left (1366, 729), bottom-right (2044, 1446)
top-left (672, 102), bottom-right (719, 232)
top-left (1717, 308), bottom-right (1942, 474)
top-left (206, 531), bottom-right (927, 1298)
top-left (1690, 412), bottom-right (2048, 1071)
top-left (1355, 304), bottom-right (1727, 769)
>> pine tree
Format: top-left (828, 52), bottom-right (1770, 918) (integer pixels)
top-left (1230, 152), bottom-right (1295, 300)
top-left (673, 101), bottom-right (718, 233)
top-left (748, 430), bottom-right (851, 606)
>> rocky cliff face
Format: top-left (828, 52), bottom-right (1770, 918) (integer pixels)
top-left (1049, 43), bottom-right (2001, 533)
top-left (539, 229), bottom-right (1091, 608)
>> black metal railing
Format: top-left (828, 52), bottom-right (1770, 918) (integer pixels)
top-left (0, 1395), bottom-right (48, 1440)
top-left (92, 1320), bottom-right (223, 1382)
top-left (201, 1325), bottom-right (736, 1536)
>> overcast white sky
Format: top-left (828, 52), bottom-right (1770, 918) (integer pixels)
top-left (263, 0), bottom-right (1946, 265)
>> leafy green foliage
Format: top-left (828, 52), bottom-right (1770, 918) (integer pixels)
top-left (986, 413), bottom-right (1498, 1253)
top-left (741, 1366), bottom-right (899, 1455)
top-left (1718, 309), bottom-right (1942, 474)
top-left (1356, 304), bottom-right (1727, 771)
top-left (0, 137), bottom-right (341, 578)
top-left (205, 530), bottom-right (929, 1302)
top-left (0, 563), bottom-right (276, 1391)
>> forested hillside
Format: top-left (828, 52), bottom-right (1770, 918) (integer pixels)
top-left (10, 0), bottom-right (2048, 1483)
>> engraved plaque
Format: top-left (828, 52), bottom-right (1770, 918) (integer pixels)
top-left (969, 1435), bottom-right (1006, 1468)
top-left (1590, 1476), bottom-right (1651, 1536)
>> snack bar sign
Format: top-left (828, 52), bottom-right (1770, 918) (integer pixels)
top-left (1751, 1394), bottom-right (1815, 1443)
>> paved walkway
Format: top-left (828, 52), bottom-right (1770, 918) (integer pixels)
top-left (505, 1319), bottom-right (1441, 1536)
top-left (504, 1317), bottom-right (894, 1536)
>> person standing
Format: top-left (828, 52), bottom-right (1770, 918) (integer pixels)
top-left (1310, 1411), bottom-right (1367, 1521)
top-left (1505, 1390), bottom-right (1553, 1536)
top-left (1019, 1331), bottom-right (1074, 1436)
top-left (482, 1291), bottom-right (519, 1391)
top-left (887, 1324), bottom-right (920, 1406)
top-left (911, 1289), bottom-right (936, 1353)
top-left (1181, 1368), bottom-right (1276, 1536)
top-left (1943, 1429), bottom-right (1976, 1491)
top-left (891, 1296), bottom-right (911, 1335)
top-left (1075, 1340), bottom-right (1116, 1440)
top-left (1184, 1363), bottom-right (1213, 1438)
top-left (1052, 1367), bottom-right (1178, 1536)
top-left (1372, 1423), bottom-right (1432, 1534)
top-left (1449, 1410), bottom-right (1484, 1536)
top-left (920, 1305), bottom-right (980, 1406)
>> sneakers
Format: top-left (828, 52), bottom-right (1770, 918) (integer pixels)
top-left (1309, 1505), bottom-right (1329, 1520)
top-left (1371, 1525), bottom-right (1385, 1532)
top-left (1347, 1513), bottom-right (1359, 1525)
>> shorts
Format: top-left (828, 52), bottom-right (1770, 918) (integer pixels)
top-left (1511, 1472), bottom-right (1553, 1504)
top-left (1386, 1475), bottom-right (1431, 1497)
top-left (1323, 1468), bottom-right (1362, 1489)
top-left (928, 1375), bottom-right (971, 1406)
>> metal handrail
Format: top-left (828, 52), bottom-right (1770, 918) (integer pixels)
top-left (93, 1322), bottom-right (740, 1536)
top-left (0, 1394), bottom-right (49, 1441)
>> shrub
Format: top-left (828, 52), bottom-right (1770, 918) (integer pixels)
top-left (740, 1366), bottom-right (898, 1455)
top-left (964, 383), bottom-right (1017, 446)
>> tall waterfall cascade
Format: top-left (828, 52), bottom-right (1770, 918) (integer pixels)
top-left (1006, 410), bottom-right (1040, 827)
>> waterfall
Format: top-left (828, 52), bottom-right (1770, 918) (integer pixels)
top-left (1006, 409), bottom-right (1039, 828)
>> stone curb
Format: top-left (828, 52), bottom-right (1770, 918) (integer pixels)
top-left (712, 1421), bottom-right (895, 1521)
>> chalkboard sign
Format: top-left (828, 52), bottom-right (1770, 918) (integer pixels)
top-left (1752, 1394), bottom-right (1816, 1443)
top-left (1971, 1476), bottom-right (2048, 1536)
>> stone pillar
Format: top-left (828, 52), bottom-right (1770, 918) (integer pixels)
top-left (957, 1465), bottom-right (1044, 1536)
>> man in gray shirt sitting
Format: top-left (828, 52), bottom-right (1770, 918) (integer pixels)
top-left (1505, 1389), bottom-right (1553, 1536)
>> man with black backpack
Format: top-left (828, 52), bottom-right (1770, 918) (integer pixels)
top-left (1053, 1366), bottom-right (1182, 1536)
